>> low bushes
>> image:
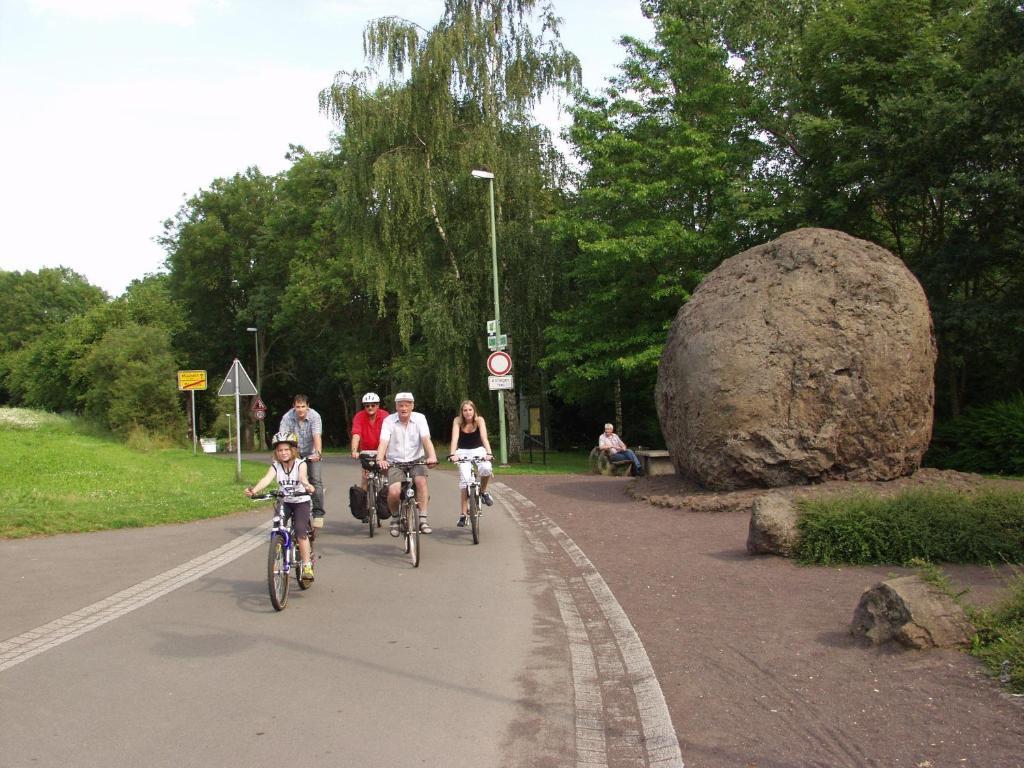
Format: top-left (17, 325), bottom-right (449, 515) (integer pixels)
top-left (969, 570), bottom-right (1024, 693)
top-left (795, 489), bottom-right (1024, 566)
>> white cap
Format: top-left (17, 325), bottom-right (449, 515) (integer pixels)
top-left (395, 391), bottom-right (415, 402)
top-left (604, 423), bottom-right (614, 430)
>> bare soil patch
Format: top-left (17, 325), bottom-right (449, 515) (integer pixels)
top-left (631, 467), bottom-right (1024, 515)
top-left (503, 472), bottom-right (1024, 768)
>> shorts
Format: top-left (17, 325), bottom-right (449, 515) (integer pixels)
top-left (387, 463), bottom-right (428, 485)
top-left (455, 447), bottom-right (493, 489)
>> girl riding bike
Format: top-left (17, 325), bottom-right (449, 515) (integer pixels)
top-left (448, 399), bottom-right (494, 527)
top-left (245, 431), bottom-right (317, 581)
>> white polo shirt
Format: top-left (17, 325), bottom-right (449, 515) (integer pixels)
top-left (380, 412), bottom-right (431, 462)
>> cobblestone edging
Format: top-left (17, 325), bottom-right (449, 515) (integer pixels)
top-left (493, 481), bottom-right (685, 768)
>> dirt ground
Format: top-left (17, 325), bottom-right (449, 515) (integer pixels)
top-left (501, 472), bottom-right (1024, 768)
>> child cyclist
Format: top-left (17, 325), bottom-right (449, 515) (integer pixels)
top-left (448, 399), bottom-right (494, 527)
top-left (244, 431), bottom-right (317, 581)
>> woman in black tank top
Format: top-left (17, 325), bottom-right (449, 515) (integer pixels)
top-left (448, 400), bottom-right (495, 524)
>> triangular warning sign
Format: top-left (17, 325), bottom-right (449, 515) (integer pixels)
top-left (217, 358), bottom-right (258, 397)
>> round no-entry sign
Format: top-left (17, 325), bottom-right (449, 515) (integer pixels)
top-left (487, 350), bottom-right (513, 376)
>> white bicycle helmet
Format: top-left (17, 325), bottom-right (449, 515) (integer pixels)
top-left (272, 431), bottom-right (299, 448)
top-left (361, 392), bottom-right (381, 404)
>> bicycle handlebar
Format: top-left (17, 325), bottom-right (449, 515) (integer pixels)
top-left (248, 490), bottom-right (286, 501)
top-left (391, 460), bottom-right (428, 469)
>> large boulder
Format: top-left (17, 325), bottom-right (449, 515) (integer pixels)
top-left (850, 576), bottom-right (973, 649)
top-left (656, 228), bottom-right (936, 490)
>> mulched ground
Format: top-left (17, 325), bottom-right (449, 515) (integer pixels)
top-left (501, 472), bottom-right (1024, 768)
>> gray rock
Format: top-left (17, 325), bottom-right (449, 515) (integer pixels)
top-left (746, 493), bottom-right (800, 556)
top-left (656, 228), bottom-right (936, 490)
top-left (850, 575), bottom-right (973, 649)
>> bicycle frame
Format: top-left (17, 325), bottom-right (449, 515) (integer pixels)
top-left (360, 453), bottom-right (386, 535)
top-left (270, 500), bottom-right (294, 575)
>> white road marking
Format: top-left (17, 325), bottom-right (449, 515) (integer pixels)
top-left (0, 522), bottom-right (269, 672)
top-left (492, 481), bottom-right (685, 768)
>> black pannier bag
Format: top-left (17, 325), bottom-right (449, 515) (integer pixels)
top-left (375, 486), bottom-right (391, 519)
top-left (349, 485), bottom-right (367, 519)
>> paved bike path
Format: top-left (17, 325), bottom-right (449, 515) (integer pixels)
top-left (0, 458), bottom-right (682, 767)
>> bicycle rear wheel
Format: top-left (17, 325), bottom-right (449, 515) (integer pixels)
top-left (469, 491), bottom-right (480, 545)
top-left (267, 533), bottom-right (289, 611)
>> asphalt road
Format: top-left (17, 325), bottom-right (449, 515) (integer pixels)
top-left (0, 458), bottom-right (681, 768)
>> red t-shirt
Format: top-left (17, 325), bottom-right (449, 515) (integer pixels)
top-left (351, 408), bottom-right (390, 451)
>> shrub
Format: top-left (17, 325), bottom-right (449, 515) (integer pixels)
top-left (926, 393), bottom-right (1024, 475)
top-left (969, 569), bottom-right (1024, 694)
top-left (795, 489), bottom-right (1024, 565)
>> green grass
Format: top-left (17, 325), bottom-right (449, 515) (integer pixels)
top-left (1, 407), bottom-right (267, 538)
top-left (795, 489), bottom-right (1024, 566)
top-left (428, 445), bottom-right (591, 475)
top-left (968, 569), bottom-right (1024, 693)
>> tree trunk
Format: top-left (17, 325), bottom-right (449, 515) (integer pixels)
top-left (614, 377), bottom-right (623, 434)
top-left (505, 389), bottom-right (521, 461)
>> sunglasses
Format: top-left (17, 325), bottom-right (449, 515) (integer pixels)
top-left (365, 403), bottom-right (378, 407)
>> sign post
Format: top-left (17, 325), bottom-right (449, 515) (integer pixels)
top-left (251, 396), bottom-right (267, 422)
top-left (217, 359), bottom-right (258, 481)
top-left (486, 352), bottom-right (514, 458)
top-left (177, 370), bottom-right (208, 455)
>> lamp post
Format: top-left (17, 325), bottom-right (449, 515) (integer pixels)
top-left (246, 326), bottom-right (265, 449)
top-left (471, 169), bottom-right (507, 465)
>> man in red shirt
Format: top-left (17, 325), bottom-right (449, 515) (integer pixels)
top-left (350, 392), bottom-right (389, 490)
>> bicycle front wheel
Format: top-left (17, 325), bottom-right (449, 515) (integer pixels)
top-left (469, 491), bottom-right (480, 545)
top-left (407, 501), bottom-right (420, 568)
top-left (267, 533), bottom-right (289, 611)
top-left (366, 483), bottom-right (377, 538)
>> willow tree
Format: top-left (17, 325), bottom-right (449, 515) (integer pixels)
top-left (318, 0), bottom-right (580, 432)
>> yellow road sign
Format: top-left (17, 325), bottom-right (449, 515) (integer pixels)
top-left (177, 370), bottom-right (208, 391)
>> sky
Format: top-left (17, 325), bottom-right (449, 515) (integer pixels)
top-left (0, 0), bottom-right (653, 296)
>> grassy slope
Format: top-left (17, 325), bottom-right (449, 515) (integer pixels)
top-left (2, 408), bottom-right (266, 538)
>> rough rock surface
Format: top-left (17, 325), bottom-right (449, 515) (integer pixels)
top-left (656, 228), bottom-right (936, 490)
top-left (746, 493), bottom-right (800, 556)
top-left (850, 575), bottom-right (974, 649)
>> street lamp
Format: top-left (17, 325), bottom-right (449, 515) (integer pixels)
top-left (246, 326), bottom-right (265, 448)
top-left (471, 168), bottom-right (507, 465)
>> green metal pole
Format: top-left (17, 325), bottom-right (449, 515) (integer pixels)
top-left (487, 177), bottom-right (508, 466)
top-left (250, 328), bottom-right (265, 450)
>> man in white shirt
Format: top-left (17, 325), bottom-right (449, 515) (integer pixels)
top-left (377, 392), bottom-right (439, 534)
top-left (598, 423), bottom-right (644, 476)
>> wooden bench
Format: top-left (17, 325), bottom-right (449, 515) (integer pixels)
top-left (588, 447), bottom-right (633, 476)
top-left (636, 449), bottom-right (674, 476)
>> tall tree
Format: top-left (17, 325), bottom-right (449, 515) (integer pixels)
top-left (0, 267), bottom-right (107, 405)
top-left (542, 6), bottom-right (779, 441)
top-left (318, 0), bottom-right (581, 428)
top-left (161, 168), bottom-right (281, 376)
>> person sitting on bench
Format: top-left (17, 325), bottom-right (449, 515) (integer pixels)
top-left (598, 423), bottom-right (644, 476)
